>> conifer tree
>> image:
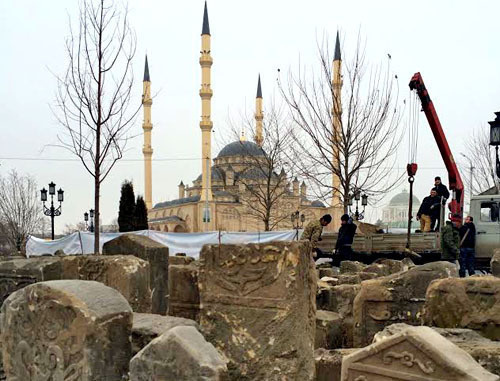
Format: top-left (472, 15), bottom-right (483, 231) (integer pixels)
top-left (134, 196), bottom-right (149, 231)
top-left (118, 180), bottom-right (136, 232)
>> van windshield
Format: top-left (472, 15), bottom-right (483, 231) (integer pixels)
top-left (480, 202), bottom-right (500, 222)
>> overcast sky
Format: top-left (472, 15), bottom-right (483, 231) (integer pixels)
top-left (1, 0), bottom-right (499, 233)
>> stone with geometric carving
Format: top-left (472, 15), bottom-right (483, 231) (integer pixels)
top-left (199, 241), bottom-right (317, 380)
top-left (352, 261), bottom-right (457, 347)
top-left (0, 280), bottom-right (133, 380)
top-left (341, 325), bottom-right (499, 381)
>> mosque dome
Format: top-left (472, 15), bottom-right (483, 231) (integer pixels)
top-left (217, 140), bottom-right (265, 158)
top-left (389, 189), bottom-right (420, 206)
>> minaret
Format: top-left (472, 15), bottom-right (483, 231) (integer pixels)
top-left (255, 74), bottom-right (263, 146)
top-left (142, 55), bottom-right (153, 210)
top-left (199, 1), bottom-right (213, 226)
top-left (331, 31), bottom-right (342, 211)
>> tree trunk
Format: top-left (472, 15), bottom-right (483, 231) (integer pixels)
top-left (94, 176), bottom-right (100, 254)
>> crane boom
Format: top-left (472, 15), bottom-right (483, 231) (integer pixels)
top-left (409, 72), bottom-right (464, 221)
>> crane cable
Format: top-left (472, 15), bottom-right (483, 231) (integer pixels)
top-left (406, 90), bottom-right (420, 249)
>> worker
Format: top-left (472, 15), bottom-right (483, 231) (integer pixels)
top-left (301, 214), bottom-right (332, 259)
top-left (335, 214), bottom-right (357, 262)
top-left (458, 216), bottom-right (476, 277)
top-left (433, 176), bottom-right (450, 231)
top-left (416, 188), bottom-right (440, 232)
top-left (440, 215), bottom-right (460, 263)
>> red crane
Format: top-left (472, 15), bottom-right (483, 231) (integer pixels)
top-left (409, 72), bottom-right (464, 222)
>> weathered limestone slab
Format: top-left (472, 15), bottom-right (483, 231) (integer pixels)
top-left (0, 280), bottom-right (132, 380)
top-left (0, 255), bottom-right (151, 313)
top-left (342, 325), bottom-right (499, 381)
top-left (491, 249), bottom-right (500, 277)
top-left (340, 261), bottom-right (366, 274)
top-left (424, 276), bottom-right (500, 340)
top-left (314, 348), bottom-right (357, 381)
top-left (129, 325), bottom-right (228, 381)
top-left (338, 274), bottom-right (361, 284)
top-left (63, 255), bottom-right (151, 313)
top-left (353, 261), bottom-right (457, 347)
top-left (316, 310), bottom-right (343, 349)
top-left (199, 242), bottom-right (316, 380)
top-left (132, 312), bottom-right (198, 356)
top-left (374, 323), bottom-right (500, 376)
top-left (319, 267), bottom-right (336, 278)
top-left (103, 234), bottom-right (169, 315)
top-left (168, 262), bottom-right (200, 321)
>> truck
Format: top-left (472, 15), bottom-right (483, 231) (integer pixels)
top-left (316, 73), bottom-right (499, 270)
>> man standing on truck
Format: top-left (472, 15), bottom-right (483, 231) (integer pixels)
top-left (440, 215), bottom-right (460, 263)
top-left (417, 188), bottom-right (441, 232)
top-left (433, 176), bottom-right (450, 231)
top-left (458, 216), bottom-right (476, 277)
top-left (301, 214), bottom-right (332, 260)
top-left (336, 214), bottom-right (357, 262)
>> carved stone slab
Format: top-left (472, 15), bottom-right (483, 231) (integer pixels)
top-left (168, 262), bottom-right (200, 322)
top-left (353, 262), bottom-right (457, 347)
top-left (0, 280), bottom-right (133, 380)
top-left (341, 326), bottom-right (499, 381)
top-left (424, 276), bottom-right (500, 340)
top-left (199, 241), bottom-right (316, 380)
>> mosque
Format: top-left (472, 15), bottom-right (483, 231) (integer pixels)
top-left (141, 2), bottom-right (343, 232)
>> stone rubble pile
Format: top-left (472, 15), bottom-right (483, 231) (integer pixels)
top-left (0, 236), bottom-right (498, 380)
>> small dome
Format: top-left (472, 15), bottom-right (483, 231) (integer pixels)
top-left (389, 189), bottom-right (420, 206)
top-left (217, 141), bottom-right (265, 158)
top-left (311, 200), bottom-right (325, 207)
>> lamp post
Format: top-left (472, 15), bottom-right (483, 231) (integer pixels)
top-left (348, 188), bottom-right (368, 221)
top-left (291, 210), bottom-right (306, 240)
top-left (488, 111), bottom-right (500, 178)
top-left (83, 209), bottom-right (95, 233)
top-left (40, 182), bottom-right (64, 240)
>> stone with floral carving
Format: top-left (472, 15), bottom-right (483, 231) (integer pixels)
top-left (0, 280), bottom-right (133, 380)
top-left (341, 326), bottom-right (499, 381)
top-left (199, 241), bottom-right (316, 380)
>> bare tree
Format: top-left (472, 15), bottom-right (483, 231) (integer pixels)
top-left (54, 0), bottom-right (138, 253)
top-left (461, 125), bottom-right (499, 196)
top-left (280, 35), bottom-right (404, 212)
top-left (0, 170), bottom-right (41, 255)
top-left (63, 222), bottom-right (88, 235)
top-left (226, 103), bottom-right (294, 231)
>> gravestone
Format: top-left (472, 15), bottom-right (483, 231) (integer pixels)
top-left (353, 261), bottom-right (457, 347)
top-left (341, 326), bottom-right (499, 381)
top-left (199, 241), bottom-right (316, 380)
top-left (103, 234), bottom-right (168, 314)
top-left (424, 276), bottom-right (500, 340)
top-left (129, 325), bottom-right (228, 380)
top-left (168, 262), bottom-right (200, 321)
top-left (0, 280), bottom-right (132, 380)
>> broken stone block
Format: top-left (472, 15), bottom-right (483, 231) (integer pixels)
top-left (374, 323), bottom-right (500, 376)
top-left (62, 255), bottom-right (151, 313)
top-left (337, 274), bottom-right (361, 284)
top-left (199, 242), bottom-right (316, 380)
top-left (363, 263), bottom-right (390, 277)
top-left (314, 348), bottom-right (357, 381)
top-left (129, 325), bottom-right (228, 381)
top-left (0, 280), bottom-right (132, 380)
top-left (168, 262), bottom-right (200, 321)
top-left (169, 255), bottom-right (195, 265)
top-left (341, 325), bottom-right (499, 381)
top-left (492, 249), bottom-right (500, 277)
top-left (424, 276), bottom-right (500, 340)
top-left (103, 234), bottom-right (169, 315)
top-left (353, 261), bottom-right (457, 347)
top-left (316, 310), bottom-right (342, 349)
top-left (340, 260), bottom-right (366, 274)
top-left (319, 267), bottom-right (335, 278)
top-left (359, 272), bottom-right (378, 281)
top-left (377, 258), bottom-right (408, 274)
top-left (132, 312), bottom-right (198, 356)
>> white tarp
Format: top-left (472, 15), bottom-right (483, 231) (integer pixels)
top-left (26, 230), bottom-right (299, 259)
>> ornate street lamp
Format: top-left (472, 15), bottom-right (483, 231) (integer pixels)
top-left (348, 188), bottom-right (368, 221)
top-left (488, 111), bottom-right (500, 178)
top-left (40, 182), bottom-right (63, 240)
top-left (83, 209), bottom-right (95, 232)
top-left (291, 210), bottom-right (306, 240)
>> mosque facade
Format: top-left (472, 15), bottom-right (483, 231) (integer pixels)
top-left (142, 3), bottom-right (342, 232)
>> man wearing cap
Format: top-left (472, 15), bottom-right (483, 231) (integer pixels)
top-left (433, 176), bottom-right (450, 231)
top-left (335, 214), bottom-right (357, 261)
top-left (301, 214), bottom-right (332, 259)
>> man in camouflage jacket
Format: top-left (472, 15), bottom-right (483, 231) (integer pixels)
top-left (440, 219), bottom-right (460, 262)
top-left (301, 214), bottom-right (332, 259)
